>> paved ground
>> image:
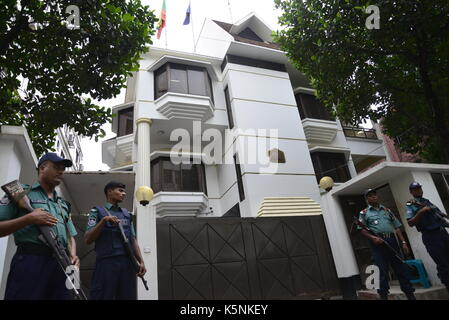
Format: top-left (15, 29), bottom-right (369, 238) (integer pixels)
top-left (357, 284), bottom-right (449, 300)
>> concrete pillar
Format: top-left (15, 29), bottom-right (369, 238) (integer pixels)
top-left (389, 171), bottom-right (443, 285)
top-left (347, 154), bottom-right (358, 177)
top-left (135, 118), bottom-right (158, 300)
top-left (0, 140), bottom-right (22, 299)
top-left (320, 191), bottom-right (359, 277)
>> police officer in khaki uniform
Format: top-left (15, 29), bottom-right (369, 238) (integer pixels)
top-left (0, 153), bottom-right (79, 300)
top-left (358, 188), bottom-right (415, 300)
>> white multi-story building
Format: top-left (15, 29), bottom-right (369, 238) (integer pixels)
top-left (99, 13), bottom-right (392, 298)
top-left (102, 13), bottom-right (388, 219)
top-left (55, 124), bottom-right (83, 171)
top-left (96, 13), bottom-right (449, 299)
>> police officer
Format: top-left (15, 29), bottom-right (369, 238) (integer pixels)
top-left (85, 181), bottom-right (146, 300)
top-left (358, 188), bottom-right (416, 300)
top-left (406, 181), bottom-right (449, 293)
top-left (0, 153), bottom-right (79, 300)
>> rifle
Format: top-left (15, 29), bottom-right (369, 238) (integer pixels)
top-left (408, 199), bottom-right (449, 228)
top-left (103, 207), bottom-right (149, 291)
top-left (352, 216), bottom-right (411, 267)
top-left (1, 180), bottom-right (88, 300)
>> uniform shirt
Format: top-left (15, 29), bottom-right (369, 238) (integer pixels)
top-left (0, 182), bottom-right (77, 247)
top-left (86, 202), bottom-right (136, 237)
top-left (406, 197), bottom-right (444, 232)
top-left (358, 204), bottom-right (402, 234)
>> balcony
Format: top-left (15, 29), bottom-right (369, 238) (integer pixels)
top-left (102, 134), bottom-right (133, 169)
top-left (343, 127), bottom-right (378, 140)
top-left (155, 92), bottom-right (214, 121)
top-left (152, 192), bottom-right (209, 217)
top-left (302, 118), bottom-right (338, 143)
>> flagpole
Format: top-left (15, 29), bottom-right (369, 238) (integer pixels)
top-left (191, 0), bottom-right (196, 52)
top-left (165, 0), bottom-right (168, 49)
top-left (227, 0), bottom-right (233, 24)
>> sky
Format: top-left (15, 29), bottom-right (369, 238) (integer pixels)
top-left (80, 0), bottom-right (283, 171)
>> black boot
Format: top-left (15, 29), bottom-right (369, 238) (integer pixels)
top-left (405, 292), bottom-right (416, 300)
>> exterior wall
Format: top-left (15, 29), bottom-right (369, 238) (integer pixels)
top-left (0, 139), bottom-right (22, 299)
top-left (196, 19), bottom-right (233, 58)
top-left (321, 191), bottom-right (359, 278)
top-left (222, 63), bottom-right (322, 217)
top-left (346, 137), bottom-right (385, 158)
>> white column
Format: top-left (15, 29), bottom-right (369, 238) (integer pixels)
top-left (135, 118), bottom-right (158, 300)
top-left (320, 191), bottom-right (359, 278)
top-left (347, 154), bottom-right (358, 178)
top-left (0, 140), bottom-right (22, 299)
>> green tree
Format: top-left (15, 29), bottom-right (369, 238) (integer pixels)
top-left (0, 0), bottom-right (156, 156)
top-left (274, 0), bottom-right (449, 163)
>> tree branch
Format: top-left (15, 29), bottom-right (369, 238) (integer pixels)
top-left (0, 0), bottom-right (32, 57)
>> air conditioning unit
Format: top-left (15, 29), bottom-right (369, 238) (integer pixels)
top-left (67, 134), bottom-right (75, 148)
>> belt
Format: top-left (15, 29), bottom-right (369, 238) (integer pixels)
top-left (17, 243), bottom-right (53, 256)
top-left (376, 232), bottom-right (395, 238)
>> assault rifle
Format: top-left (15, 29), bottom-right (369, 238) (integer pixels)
top-left (1, 180), bottom-right (87, 300)
top-left (407, 199), bottom-right (449, 228)
top-left (352, 216), bottom-right (410, 266)
top-left (102, 207), bottom-right (149, 291)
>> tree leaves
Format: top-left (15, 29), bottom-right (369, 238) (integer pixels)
top-left (274, 0), bottom-right (449, 163)
top-left (0, 0), bottom-right (157, 156)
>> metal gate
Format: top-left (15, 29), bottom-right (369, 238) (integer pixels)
top-left (72, 214), bottom-right (95, 298)
top-left (157, 216), bottom-right (339, 299)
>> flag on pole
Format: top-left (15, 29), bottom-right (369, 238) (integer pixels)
top-left (156, 0), bottom-right (167, 39)
top-left (183, 1), bottom-right (191, 25)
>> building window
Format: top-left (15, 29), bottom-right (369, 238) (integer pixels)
top-left (224, 86), bottom-right (234, 129)
top-left (237, 28), bottom-right (263, 42)
top-left (221, 54), bottom-right (286, 72)
top-left (234, 154), bottom-right (245, 202)
top-left (311, 152), bottom-right (351, 183)
top-left (295, 93), bottom-right (335, 121)
top-left (154, 63), bottom-right (214, 102)
top-left (117, 107), bottom-right (134, 137)
top-left (150, 157), bottom-right (207, 194)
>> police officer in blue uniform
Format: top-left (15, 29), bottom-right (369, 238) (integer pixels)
top-left (0, 153), bottom-right (79, 299)
top-left (358, 188), bottom-right (416, 300)
top-left (85, 181), bottom-right (146, 300)
top-left (406, 181), bottom-right (449, 293)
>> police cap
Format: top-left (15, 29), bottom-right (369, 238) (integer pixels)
top-left (364, 188), bottom-right (377, 198)
top-left (38, 152), bottom-right (72, 168)
top-left (409, 182), bottom-right (422, 190)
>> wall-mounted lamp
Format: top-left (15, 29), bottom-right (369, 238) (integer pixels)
top-left (136, 186), bottom-right (154, 206)
top-left (319, 176), bottom-right (335, 192)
